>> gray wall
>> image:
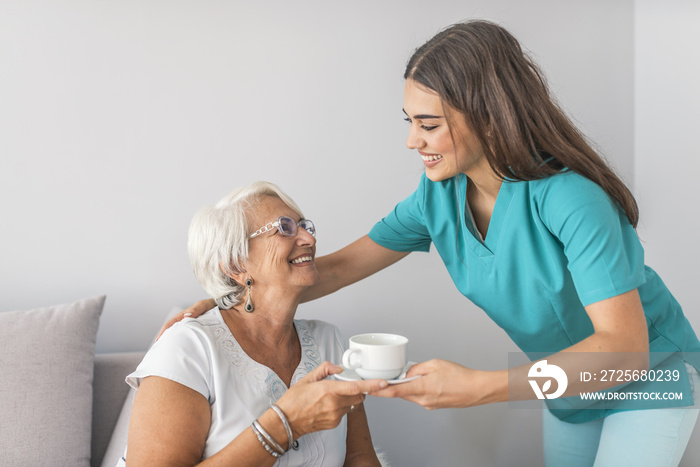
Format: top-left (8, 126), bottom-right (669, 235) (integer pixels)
top-left (2, 0), bottom-right (696, 465)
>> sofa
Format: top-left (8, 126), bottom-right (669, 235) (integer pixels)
top-left (0, 296), bottom-right (163, 467)
top-left (4, 296), bottom-right (696, 466)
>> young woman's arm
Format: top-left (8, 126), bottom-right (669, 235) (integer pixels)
top-left (166, 236), bottom-right (409, 335)
top-left (371, 289), bottom-right (649, 408)
top-left (301, 235), bottom-right (409, 302)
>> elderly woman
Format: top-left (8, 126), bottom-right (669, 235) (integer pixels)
top-left (120, 181), bottom-right (387, 466)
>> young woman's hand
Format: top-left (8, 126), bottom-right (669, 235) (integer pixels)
top-left (369, 359), bottom-right (505, 410)
top-left (275, 361), bottom-right (388, 438)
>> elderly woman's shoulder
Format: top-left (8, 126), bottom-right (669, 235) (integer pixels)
top-left (186, 308), bottom-right (221, 326)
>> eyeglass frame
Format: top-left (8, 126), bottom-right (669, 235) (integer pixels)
top-left (249, 216), bottom-right (316, 239)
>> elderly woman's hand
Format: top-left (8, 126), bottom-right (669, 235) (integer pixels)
top-left (156, 299), bottom-right (216, 340)
top-left (275, 361), bottom-right (388, 439)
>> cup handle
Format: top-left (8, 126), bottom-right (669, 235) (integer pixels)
top-left (342, 348), bottom-right (362, 369)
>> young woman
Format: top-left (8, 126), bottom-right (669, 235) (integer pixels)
top-left (179, 20), bottom-right (700, 466)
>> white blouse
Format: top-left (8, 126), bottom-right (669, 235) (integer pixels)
top-left (123, 309), bottom-right (347, 466)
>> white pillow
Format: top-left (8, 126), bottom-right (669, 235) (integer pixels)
top-left (0, 296), bottom-right (105, 467)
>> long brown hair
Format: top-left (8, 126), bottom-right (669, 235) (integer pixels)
top-left (405, 20), bottom-right (639, 227)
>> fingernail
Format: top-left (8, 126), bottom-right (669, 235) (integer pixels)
top-left (184, 312), bottom-right (193, 317)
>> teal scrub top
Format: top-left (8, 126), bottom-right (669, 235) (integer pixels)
top-left (369, 171), bottom-right (700, 422)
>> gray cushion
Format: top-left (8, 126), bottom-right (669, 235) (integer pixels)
top-left (0, 296), bottom-right (105, 467)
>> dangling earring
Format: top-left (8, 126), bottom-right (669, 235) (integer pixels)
top-left (244, 278), bottom-right (255, 313)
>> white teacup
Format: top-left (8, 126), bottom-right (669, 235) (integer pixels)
top-left (342, 333), bottom-right (408, 380)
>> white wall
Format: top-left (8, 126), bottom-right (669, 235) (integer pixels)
top-left (5, 1), bottom-right (682, 465)
top-left (635, 1), bottom-right (700, 465)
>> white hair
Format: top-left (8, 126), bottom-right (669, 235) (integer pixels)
top-left (187, 181), bottom-right (304, 310)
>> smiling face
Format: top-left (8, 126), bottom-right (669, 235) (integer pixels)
top-left (243, 195), bottom-right (319, 294)
top-left (403, 78), bottom-right (487, 182)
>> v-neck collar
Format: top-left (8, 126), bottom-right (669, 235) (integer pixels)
top-left (212, 309), bottom-right (321, 402)
top-left (457, 173), bottom-right (515, 258)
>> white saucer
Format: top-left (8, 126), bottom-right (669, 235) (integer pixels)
top-left (334, 361), bottom-right (421, 384)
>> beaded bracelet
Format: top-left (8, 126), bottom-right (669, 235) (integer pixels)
top-left (251, 422), bottom-right (280, 458)
top-left (270, 404), bottom-right (298, 451)
top-left (253, 420), bottom-right (285, 455)
top-left (251, 421), bottom-right (283, 458)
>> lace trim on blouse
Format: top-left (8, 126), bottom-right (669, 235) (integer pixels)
top-left (211, 318), bottom-right (321, 403)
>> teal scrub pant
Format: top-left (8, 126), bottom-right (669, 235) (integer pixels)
top-left (543, 363), bottom-right (700, 467)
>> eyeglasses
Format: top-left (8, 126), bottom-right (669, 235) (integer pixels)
top-left (249, 216), bottom-right (316, 239)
